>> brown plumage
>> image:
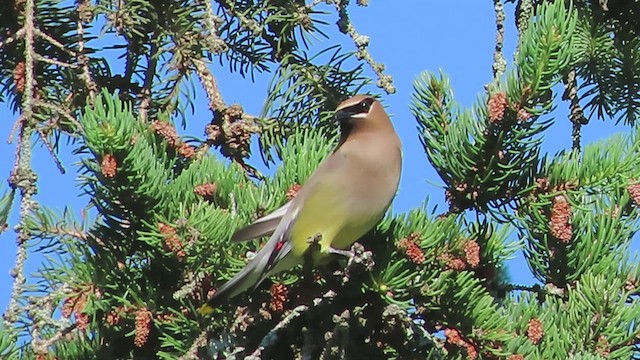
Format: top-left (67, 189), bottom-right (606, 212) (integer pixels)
top-left (199, 95), bottom-right (402, 314)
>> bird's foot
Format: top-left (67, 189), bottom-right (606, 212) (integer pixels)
top-left (331, 242), bottom-right (375, 285)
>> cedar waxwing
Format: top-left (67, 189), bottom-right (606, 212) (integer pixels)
top-left (199, 95), bottom-right (402, 314)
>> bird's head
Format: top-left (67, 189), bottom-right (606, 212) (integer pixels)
top-left (335, 95), bottom-right (377, 121)
top-left (334, 95), bottom-right (391, 136)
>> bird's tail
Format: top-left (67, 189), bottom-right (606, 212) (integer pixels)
top-left (198, 241), bottom-right (298, 315)
top-left (200, 212), bottom-right (308, 315)
top-left (198, 255), bottom-right (267, 315)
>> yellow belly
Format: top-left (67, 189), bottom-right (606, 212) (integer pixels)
top-left (288, 186), bottom-right (381, 260)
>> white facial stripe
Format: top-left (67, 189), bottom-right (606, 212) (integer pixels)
top-left (350, 112), bottom-right (368, 119)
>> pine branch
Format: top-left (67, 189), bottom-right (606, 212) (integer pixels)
top-left (334, 0), bottom-right (395, 94)
top-left (411, 0), bottom-right (576, 213)
top-left (3, 0), bottom-right (39, 335)
top-left (491, 0), bottom-right (507, 83)
top-left (562, 67), bottom-right (588, 150)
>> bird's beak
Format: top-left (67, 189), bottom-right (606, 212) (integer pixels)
top-left (334, 108), bottom-right (353, 122)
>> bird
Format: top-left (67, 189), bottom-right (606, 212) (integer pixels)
top-left (199, 94), bottom-right (402, 314)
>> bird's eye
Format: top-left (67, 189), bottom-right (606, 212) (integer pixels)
top-left (360, 101), bottom-right (370, 111)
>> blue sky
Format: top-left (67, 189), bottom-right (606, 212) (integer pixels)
top-left (0, 1), bottom-right (632, 314)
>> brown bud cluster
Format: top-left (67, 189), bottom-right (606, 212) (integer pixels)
top-left (76, 313), bottom-right (89, 331)
top-left (438, 251), bottom-right (468, 271)
top-left (447, 257), bottom-right (467, 271)
top-left (101, 154), bottom-right (117, 178)
top-left (516, 107), bottom-right (532, 122)
top-left (463, 240), bottom-right (481, 269)
top-left (286, 184), bottom-right (302, 200)
top-left (105, 309), bottom-right (121, 326)
top-left (396, 233), bottom-right (425, 265)
top-left (628, 180), bottom-right (640, 206)
top-left (177, 143), bottom-right (196, 158)
top-left (104, 305), bottom-right (133, 327)
top-left (151, 120), bottom-right (195, 158)
top-left (225, 121), bottom-right (251, 158)
top-left (155, 312), bottom-right (175, 322)
top-left (488, 92), bottom-right (508, 124)
top-left (269, 283), bottom-right (288, 313)
top-left (13, 62), bottom-right (26, 94)
top-left (625, 276), bottom-right (638, 292)
top-left (535, 177), bottom-right (550, 193)
top-left (61, 288), bottom-right (91, 331)
top-left (444, 327), bottom-right (463, 345)
top-left (549, 195), bottom-right (572, 243)
top-left (194, 182), bottom-right (217, 197)
top-left (158, 223), bottom-right (186, 260)
top-left (444, 328), bottom-right (478, 360)
top-left (134, 308), bottom-right (153, 347)
top-left (205, 124), bottom-right (222, 145)
top-left (206, 105), bottom-right (253, 161)
top-left (35, 355), bottom-right (58, 360)
top-left (595, 335), bottom-right (610, 357)
top-left (527, 318), bottom-right (543, 344)
top-left (151, 120), bottom-right (179, 146)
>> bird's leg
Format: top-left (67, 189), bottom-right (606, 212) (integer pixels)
top-left (327, 242), bottom-right (367, 259)
top-left (302, 233), bottom-right (323, 283)
top-left (326, 247), bottom-right (354, 258)
top-left (305, 233), bottom-right (323, 263)
top-left (303, 233), bottom-right (323, 269)
top-left (306, 233), bottom-right (323, 249)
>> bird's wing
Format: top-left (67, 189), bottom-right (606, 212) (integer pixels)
top-left (255, 200), bottom-right (302, 281)
top-left (257, 158), bottom-right (346, 279)
top-left (221, 173), bottom-right (329, 296)
top-left (211, 202), bottom-right (300, 300)
top-left (231, 202), bottom-right (291, 242)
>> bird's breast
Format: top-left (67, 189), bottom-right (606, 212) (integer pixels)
top-left (288, 147), bottom-right (401, 258)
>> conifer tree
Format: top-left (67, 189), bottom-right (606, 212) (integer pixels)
top-left (1, 0), bottom-right (640, 359)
